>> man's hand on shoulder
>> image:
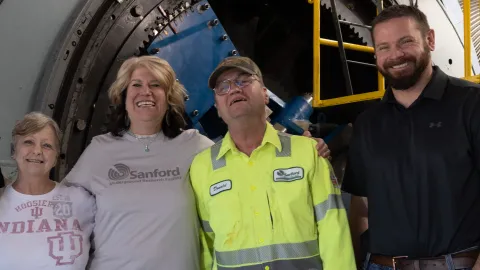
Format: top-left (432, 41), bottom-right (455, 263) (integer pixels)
top-left (302, 130), bottom-right (331, 159)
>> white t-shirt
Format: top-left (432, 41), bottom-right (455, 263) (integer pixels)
top-left (63, 129), bottom-right (214, 270)
top-left (0, 182), bottom-right (95, 270)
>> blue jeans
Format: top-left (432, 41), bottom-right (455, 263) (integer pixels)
top-left (365, 262), bottom-right (472, 270)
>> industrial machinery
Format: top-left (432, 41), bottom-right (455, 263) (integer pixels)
top-left (0, 0), bottom-right (478, 187)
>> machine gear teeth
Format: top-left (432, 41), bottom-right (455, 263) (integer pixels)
top-left (137, 1), bottom-right (195, 55)
top-left (319, 4), bottom-right (368, 49)
top-left (321, 0), bottom-right (372, 46)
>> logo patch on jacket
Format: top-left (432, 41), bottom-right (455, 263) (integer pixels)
top-left (328, 163), bottom-right (340, 188)
top-left (273, 167), bottom-right (304, 182)
top-left (210, 180), bottom-right (232, 196)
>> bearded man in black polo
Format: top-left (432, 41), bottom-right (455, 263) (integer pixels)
top-left (343, 4), bottom-right (480, 270)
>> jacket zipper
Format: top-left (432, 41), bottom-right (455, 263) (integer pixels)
top-left (266, 193), bottom-right (274, 230)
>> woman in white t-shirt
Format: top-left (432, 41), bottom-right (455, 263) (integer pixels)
top-left (0, 112), bottom-right (95, 270)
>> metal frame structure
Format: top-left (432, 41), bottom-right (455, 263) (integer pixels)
top-left (462, 0), bottom-right (480, 84)
top-left (310, 0), bottom-right (385, 108)
top-left (464, 0), bottom-right (472, 78)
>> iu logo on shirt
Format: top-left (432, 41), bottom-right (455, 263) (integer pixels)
top-left (31, 207), bottom-right (43, 219)
top-left (47, 232), bottom-right (83, 265)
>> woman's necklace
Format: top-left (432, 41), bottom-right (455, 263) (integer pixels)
top-left (126, 131), bottom-right (160, 152)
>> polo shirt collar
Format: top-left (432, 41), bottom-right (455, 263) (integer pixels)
top-left (382, 65), bottom-right (448, 104)
top-left (215, 122), bottom-right (282, 159)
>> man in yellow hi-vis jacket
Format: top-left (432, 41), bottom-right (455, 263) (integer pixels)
top-left (190, 56), bottom-right (356, 270)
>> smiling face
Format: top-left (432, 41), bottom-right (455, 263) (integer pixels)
top-left (125, 67), bottom-right (168, 130)
top-left (214, 69), bottom-right (268, 125)
top-left (373, 16), bottom-right (435, 90)
top-left (13, 126), bottom-right (58, 177)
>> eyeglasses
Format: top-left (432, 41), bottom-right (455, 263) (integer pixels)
top-left (213, 75), bottom-right (258, 96)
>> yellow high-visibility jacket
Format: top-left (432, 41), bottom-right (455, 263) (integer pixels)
top-left (190, 123), bottom-right (356, 270)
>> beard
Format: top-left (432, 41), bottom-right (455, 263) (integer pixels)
top-left (377, 45), bottom-right (430, 90)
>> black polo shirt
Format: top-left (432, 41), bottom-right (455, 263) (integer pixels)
top-left (342, 66), bottom-right (480, 257)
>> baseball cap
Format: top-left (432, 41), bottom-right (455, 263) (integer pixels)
top-left (208, 56), bottom-right (263, 89)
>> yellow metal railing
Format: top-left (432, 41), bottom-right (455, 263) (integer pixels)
top-left (465, 75), bottom-right (480, 83)
top-left (464, 0), bottom-right (472, 78)
top-left (309, 0), bottom-right (477, 108)
top-left (310, 0), bottom-right (385, 108)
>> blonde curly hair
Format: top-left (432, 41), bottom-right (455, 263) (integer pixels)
top-left (107, 56), bottom-right (187, 138)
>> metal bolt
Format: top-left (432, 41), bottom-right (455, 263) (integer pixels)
top-left (72, 41), bottom-right (77, 46)
top-left (191, 110), bottom-right (199, 117)
top-left (48, 104), bottom-right (55, 110)
top-left (221, 34), bottom-right (228, 41)
top-left (201, 4), bottom-right (209, 10)
top-left (151, 48), bottom-right (160, 54)
top-left (77, 29), bottom-right (82, 35)
top-left (209, 19), bottom-right (219, 26)
top-left (230, 50), bottom-right (238, 56)
top-left (76, 119), bottom-right (87, 131)
top-left (132, 5), bottom-right (143, 17)
top-left (63, 50), bottom-right (70, 60)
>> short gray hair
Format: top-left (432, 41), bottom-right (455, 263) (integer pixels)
top-left (11, 112), bottom-right (62, 154)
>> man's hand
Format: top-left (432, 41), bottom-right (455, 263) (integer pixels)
top-left (303, 130), bottom-right (331, 158)
top-left (473, 255), bottom-right (480, 270)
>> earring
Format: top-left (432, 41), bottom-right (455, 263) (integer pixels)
top-left (10, 143), bottom-right (15, 158)
top-left (165, 108), bottom-right (171, 126)
top-left (125, 114), bottom-right (130, 126)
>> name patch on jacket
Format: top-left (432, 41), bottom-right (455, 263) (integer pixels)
top-left (210, 180), bottom-right (232, 196)
top-left (273, 167), bottom-right (304, 182)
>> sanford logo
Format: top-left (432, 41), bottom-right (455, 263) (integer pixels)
top-left (108, 163), bottom-right (181, 184)
top-left (273, 167), bottom-right (304, 182)
top-left (108, 164), bottom-right (130, 180)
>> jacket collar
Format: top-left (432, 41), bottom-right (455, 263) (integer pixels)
top-left (216, 122), bottom-right (282, 159)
